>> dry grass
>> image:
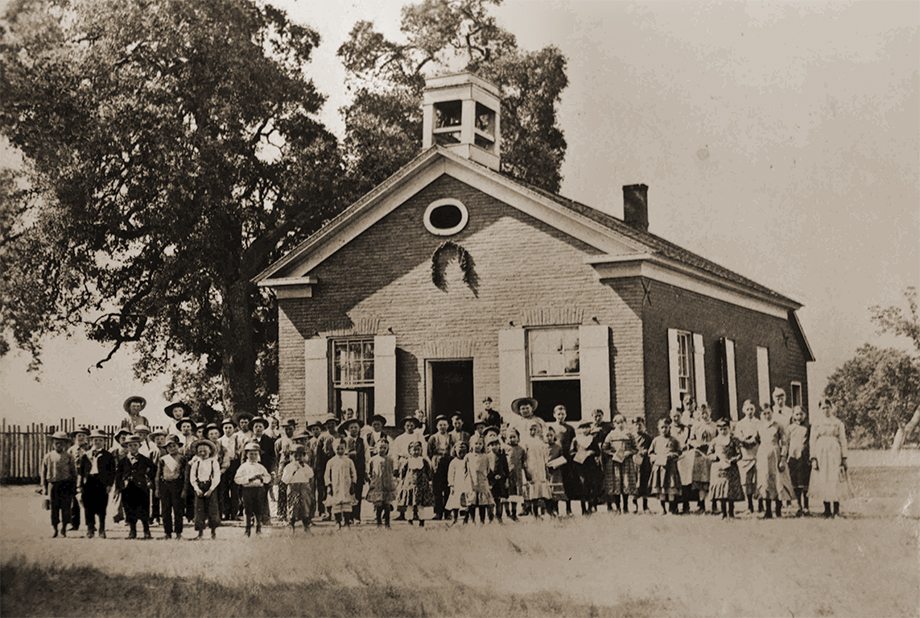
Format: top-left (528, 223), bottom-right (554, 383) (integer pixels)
top-left (1, 463), bottom-right (918, 617)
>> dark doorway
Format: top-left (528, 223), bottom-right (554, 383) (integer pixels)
top-left (428, 360), bottom-right (474, 430)
top-left (531, 379), bottom-right (582, 422)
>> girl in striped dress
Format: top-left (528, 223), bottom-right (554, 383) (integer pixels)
top-left (602, 414), bottom-right (638, 513)
top-left (649, 419), bottom-right (681, 515)
top-left (707, 419), bottom-right (744, 518)
top-left (397, 440), bottom-right (434, 527)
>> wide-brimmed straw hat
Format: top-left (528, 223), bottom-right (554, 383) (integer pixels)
top-left (511, 397), bottom-right (538, 414)
top-left (189, 438), bottom-right (217, 455)
top-left (123, 396), bottom-right (147, 413)
top-left (164, 402), bottom-right (191, 420)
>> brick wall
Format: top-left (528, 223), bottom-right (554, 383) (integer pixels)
top-left (641, 279), bottom-right (810, 429)
top-left (277, 174), bottom-right (644, 424)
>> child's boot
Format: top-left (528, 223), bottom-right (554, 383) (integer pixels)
top-left (245, 526), bottom-right (251, 537)
top-left (128, 524), bottom-right (137, 539)
top-left (210, 528), bottom-right (217, 540)
top-left (52, 525), bottom-right (58, 538)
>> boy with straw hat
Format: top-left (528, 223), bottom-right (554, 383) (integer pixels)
top-left (41, 431), bottom-right (77, 538)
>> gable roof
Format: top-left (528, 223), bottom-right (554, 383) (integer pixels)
top-left (254, 146), bottom-right (801, 312)
top-left (514, 178), bottom-right (799, 307)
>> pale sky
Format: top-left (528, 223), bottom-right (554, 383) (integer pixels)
top-left (1, 0), bottom-right (917, 427)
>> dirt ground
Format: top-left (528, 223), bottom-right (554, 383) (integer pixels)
top-left (1, 460), bottom-right (918, 617)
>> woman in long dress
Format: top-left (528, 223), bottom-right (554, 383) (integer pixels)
top-left (809, 398), bottom-right (849, 518)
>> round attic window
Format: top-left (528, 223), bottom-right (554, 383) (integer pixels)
top-left (423, 199), bottom-right (468, 236)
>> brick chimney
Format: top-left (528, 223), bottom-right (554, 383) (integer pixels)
top-left (623, 184), bottom-right (649, 232)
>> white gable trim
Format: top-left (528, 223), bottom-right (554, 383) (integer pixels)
top-left (256, 148), bottom-right (645, 283)
top-left (589, 255), bottom-right (791, 319)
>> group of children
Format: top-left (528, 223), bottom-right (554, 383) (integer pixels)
top-left (39, 388), bottom-right (850, 539)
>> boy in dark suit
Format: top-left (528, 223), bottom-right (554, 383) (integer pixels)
top-left (77, 429), bottom-right (116, 538)
top-left (115, 434), bottom-right (156, 539)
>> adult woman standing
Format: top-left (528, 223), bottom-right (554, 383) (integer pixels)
top-left (809, 398), bottom-right (849, 518)
top-left (755, 406), bottom-right (794, 519)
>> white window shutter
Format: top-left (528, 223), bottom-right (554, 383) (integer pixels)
top-left (304, 337), bottom-right (329, 422)
top-left (756, 346), bottom-right (771, 407)
top-left (498, 328), bottom-right (527, 413)
top-left (723, 338), bottom-right (738, 421)
top-left (374, 335), bottom-right (397, 426)
top-left (667, 328), bottom-right (681, 410)
top-left (579, 325), bottom-right (611, 420)
top-left (692, 333), bottom-right (706, 405)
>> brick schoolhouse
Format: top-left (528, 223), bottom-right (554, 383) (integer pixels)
top-left (255, 73), bottom-right (814, 431)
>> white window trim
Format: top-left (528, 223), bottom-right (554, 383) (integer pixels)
top-left (331, 337), bottom-right (375, 389)
top-left (423, 198), bottom-right (469, 236)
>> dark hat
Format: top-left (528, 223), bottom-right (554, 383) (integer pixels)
top-left (50, 431), bottom-right (71, 442)
top-left (113, 428), bottom-right (132, 439)
top-left (370, 414), bottom-right (387, 426)
top-left (450, 412), bottom-right (464, 420)
top-left (511, 397), bottom-right (538, 414)
top-left (234, 411), bottom-right (254, 423)
top-left (165, 436), bottom-right (181, 446)
top-left (338, 418), bottom-right (360, 434)
top-left (189, 438), bottom-right (217, 455)
top-left (293, 444), bottom-right (307, 455)
top-left (123, 396), bottom-right (147, 413)
top-left (164, 402), bottom-right (191, 420)
top-left (250, 416), bottom-right (269, 429)
top-left (283, 419), bottom-right (298, 428)
top-left (482, 396), bottom-right (493, 403)
top-left (221, 417), bottom-right (236, 427)
top-left (402, 416), bottom-right (418, 427)
top-left (433, 414), bottom-right (449, 424)
top-left (69, 426), bottom-right (90, 438)
top-left (176, 418), bottom-right (196, 431)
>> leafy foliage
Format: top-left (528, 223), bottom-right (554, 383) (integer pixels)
top-left (0, 0), bottom-right (344, 414)
top-left (824, 344), bottom-right (920, 448)
top-left (824, 288), bottom-right (920, 447)
top-left (338, 0), bottom-right (568, 196)
top-left (870, 287), bottom-right (919, 355)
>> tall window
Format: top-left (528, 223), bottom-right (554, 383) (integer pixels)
top-left (528, 327), bottom-right (581, 421)
top-left (676, 331), bottom-right (694, 399)
top-left (790, 381), bottom-right (803, 408)
top-left (332, 339), bottom-right (374, 421)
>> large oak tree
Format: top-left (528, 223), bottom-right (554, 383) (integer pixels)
top-left (0, 0), bottom-right (343, 416)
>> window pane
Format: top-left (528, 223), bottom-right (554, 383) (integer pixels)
top-left (529, 328), bottom-right (579, 378)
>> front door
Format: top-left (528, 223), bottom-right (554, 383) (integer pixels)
top-left (428, 360), bottom-right (474, 430)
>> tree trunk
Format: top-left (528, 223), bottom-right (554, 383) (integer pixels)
top-left (892, 406), bottom-right (920, 451)
top-left (219, 279), bottom-right (258, 418)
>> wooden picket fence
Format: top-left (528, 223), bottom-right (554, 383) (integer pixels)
top-left (0, 418), bottom-right (165, 484)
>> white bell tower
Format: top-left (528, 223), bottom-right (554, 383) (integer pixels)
top-left (422, 72), bottom-right (501, 171)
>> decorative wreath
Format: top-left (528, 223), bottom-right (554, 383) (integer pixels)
top-left (431, 240), bottom-right (478, 294)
